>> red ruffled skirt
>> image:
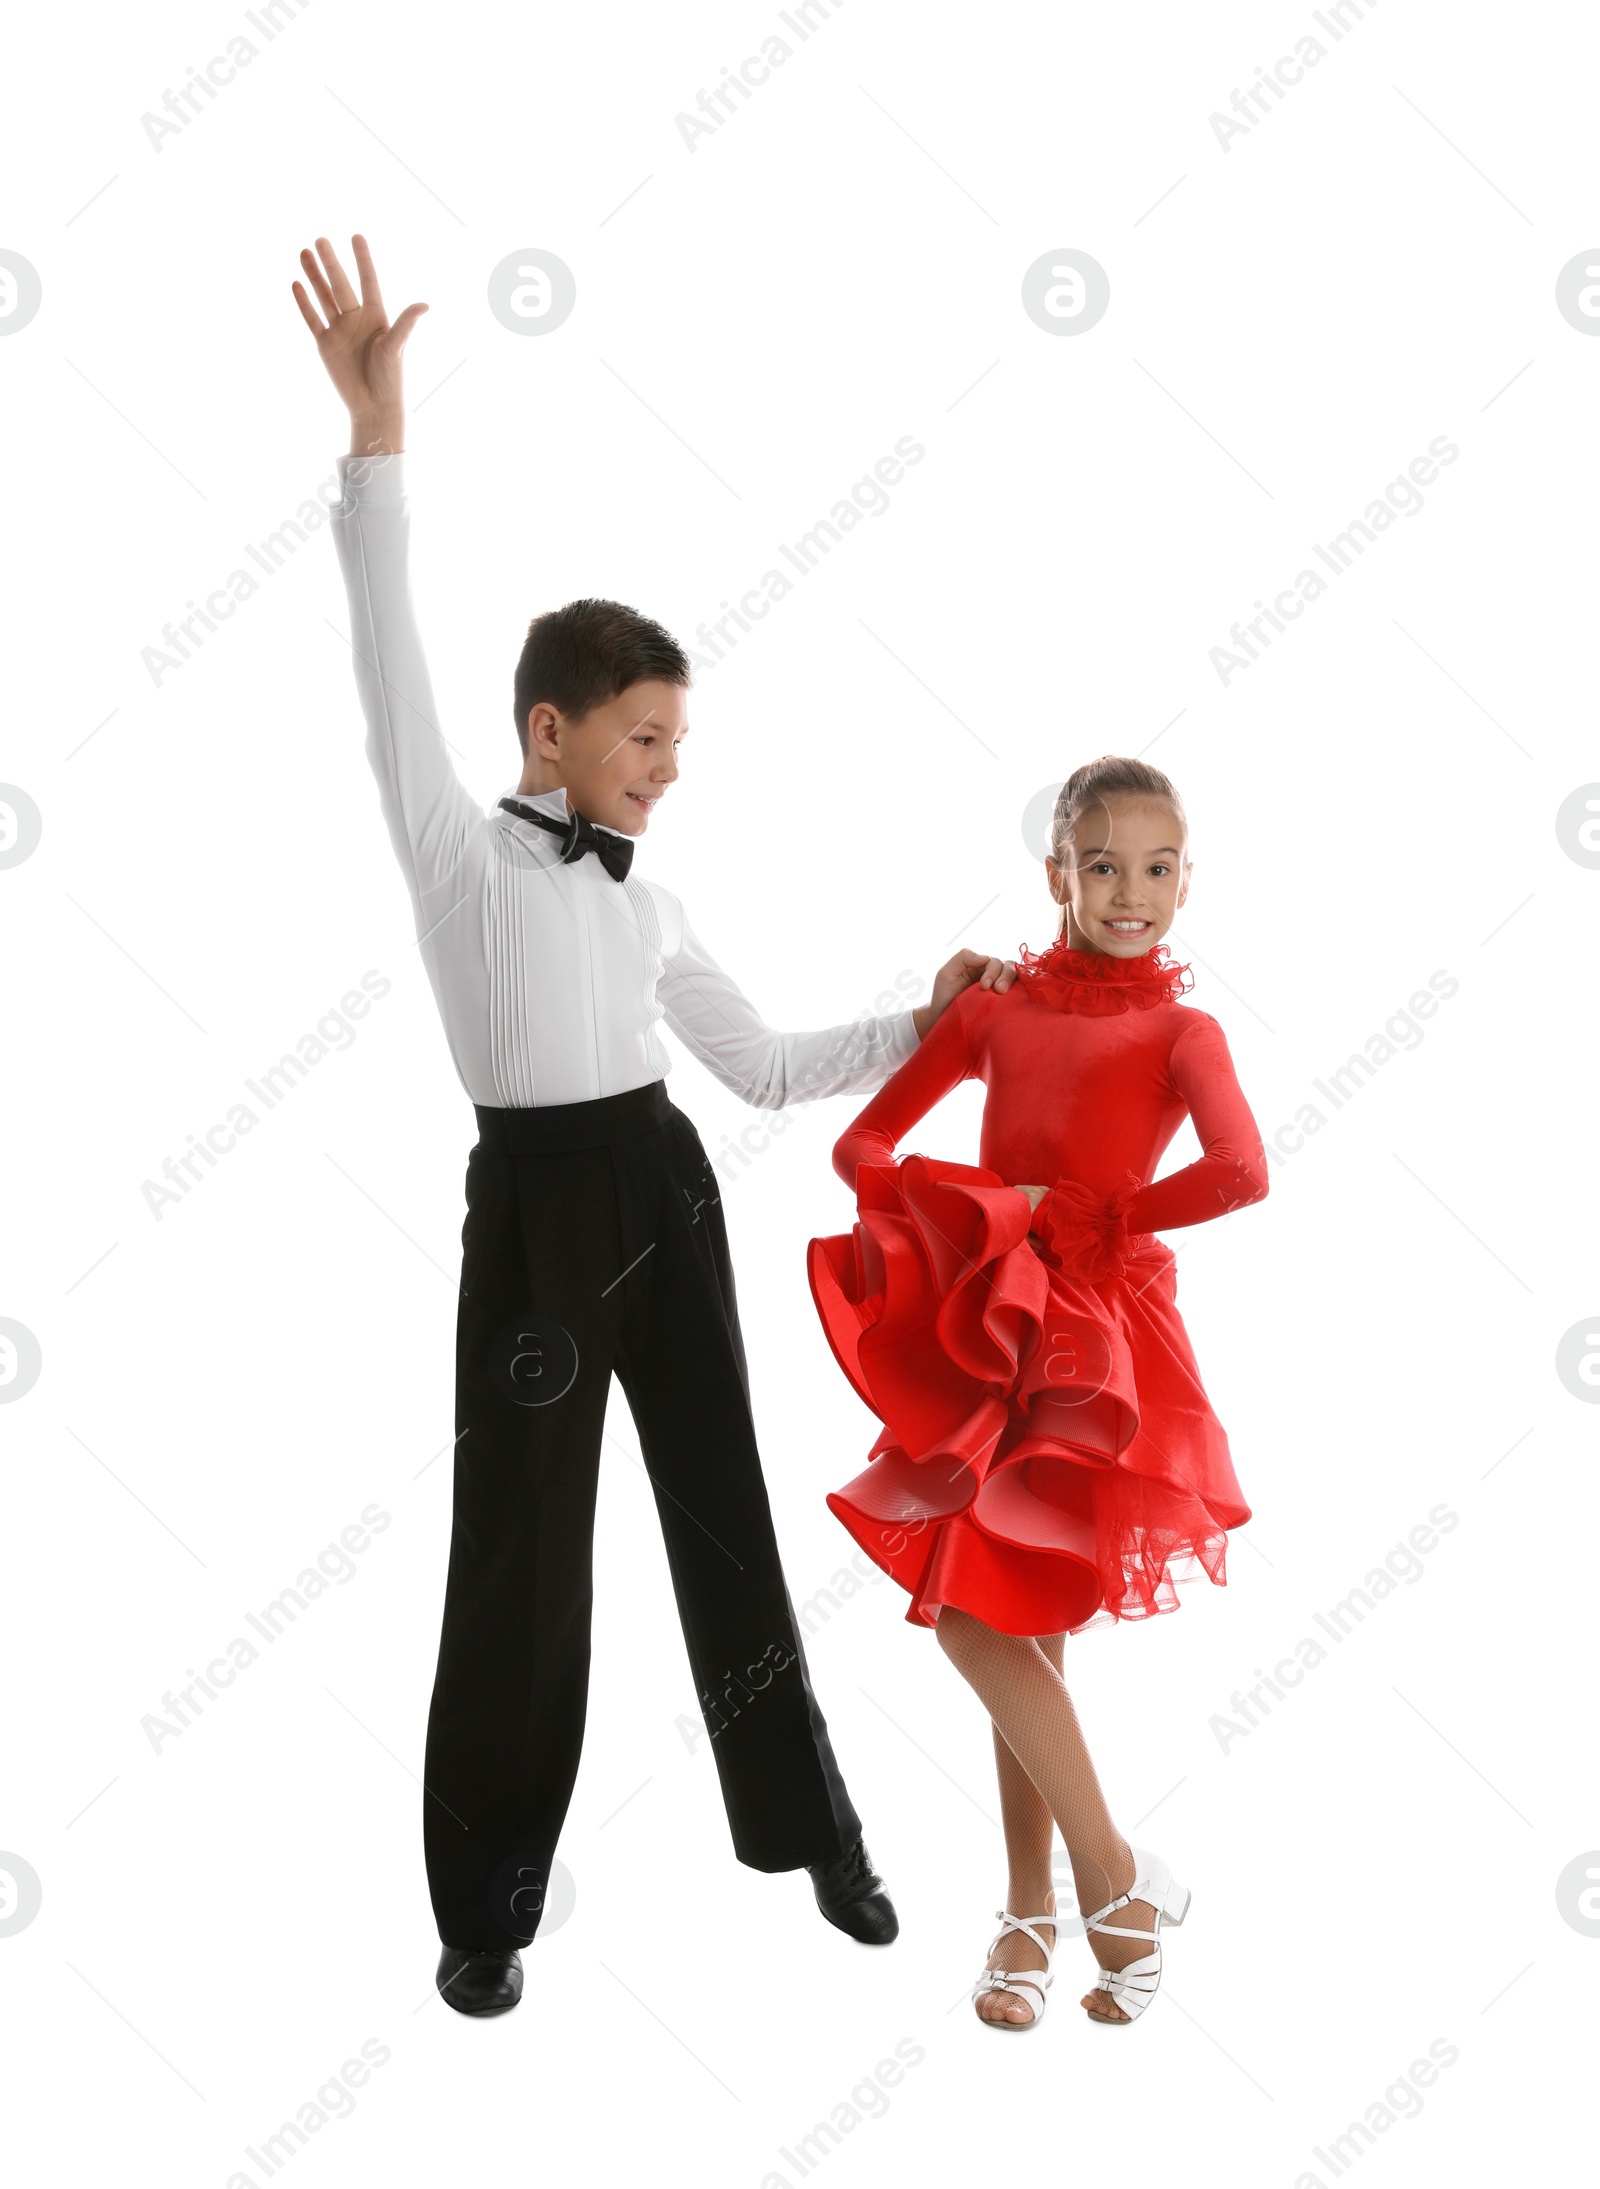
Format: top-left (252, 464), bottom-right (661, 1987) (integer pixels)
top-left (807, 1157), bottom-right (1250, 1637)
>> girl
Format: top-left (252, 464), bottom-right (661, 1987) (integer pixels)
top-left (808, 757), bottom-right (1268, 2028)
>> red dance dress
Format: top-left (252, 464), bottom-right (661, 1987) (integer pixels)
top-left (807, 941), bottom-right (1269, 1638)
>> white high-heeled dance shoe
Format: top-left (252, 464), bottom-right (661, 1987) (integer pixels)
top-left (1081, 1845), bottom-right (1190, 2025)
top-left (970, 1909), bottom-right (1057, 2031)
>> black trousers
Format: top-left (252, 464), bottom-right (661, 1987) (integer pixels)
top-left (422, 1080), bottom-right (862, 1949)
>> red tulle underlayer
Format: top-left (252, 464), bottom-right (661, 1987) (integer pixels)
top-left (807, 1155), bottom-right (1250, 1637)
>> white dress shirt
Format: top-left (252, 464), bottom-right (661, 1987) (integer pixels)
top-left (329, 452), bottom-right (920, 1110)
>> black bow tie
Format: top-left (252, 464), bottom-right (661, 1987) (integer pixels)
top-left (498, 798), bottom-right (635, 883)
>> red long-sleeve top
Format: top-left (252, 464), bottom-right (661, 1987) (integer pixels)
top-left (831, 977), bottom-right (1269, 1238)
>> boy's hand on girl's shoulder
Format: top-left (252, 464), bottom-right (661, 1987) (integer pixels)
top-left (912, 949), bottom-right (1019, 1039)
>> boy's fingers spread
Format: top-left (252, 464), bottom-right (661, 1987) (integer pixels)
top-left (290, 281), bottom-right (325, 337)
top-left (318, 236), bottom-right (359, 313)
top-left (352, 232), bottom-right (385, 318)
top-left (299, 247), bottom-right (337, 319)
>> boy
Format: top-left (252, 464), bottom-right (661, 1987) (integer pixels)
top-left (294, 235), bottom-right (1015, 2015)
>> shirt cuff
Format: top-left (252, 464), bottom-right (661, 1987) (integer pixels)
top-left (334, 450), bottom-right (407, 508)
top-left (883, 1008), bottom-right (920, 1066)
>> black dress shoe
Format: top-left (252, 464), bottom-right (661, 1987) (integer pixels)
top-left (436, 1945), bottom-right (524, 2016)
top-left (806, 1838), bottom-right (899, 1945)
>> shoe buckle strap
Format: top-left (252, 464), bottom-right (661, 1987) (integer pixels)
top-left (1096, 1966), bottom-right (1160, 1995)
top-left (992, 1910), bottom-right (1057, 1960)
top-left (976, 1969), bottom-right (1049, 2003)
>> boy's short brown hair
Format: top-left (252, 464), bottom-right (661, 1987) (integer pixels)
top-left (512, 598), bottom-right (690, 754)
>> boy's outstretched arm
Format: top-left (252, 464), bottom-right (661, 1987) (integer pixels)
top-left (294, 234), bottom-right (482, 906)
top-left (656, 912), bottom-right (1016, 1112)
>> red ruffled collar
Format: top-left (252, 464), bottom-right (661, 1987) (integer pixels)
top-left (1015, 938), bottom-right (1193, 1016)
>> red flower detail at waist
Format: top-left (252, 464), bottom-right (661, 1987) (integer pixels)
top-left (1028, 1175), bottom-right (1147, 1283)
top-left (1015, 938), bottom-right (1193, 1014)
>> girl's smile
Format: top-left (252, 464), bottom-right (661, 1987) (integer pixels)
top-left (1047, 794), bottom-right (1191, 957)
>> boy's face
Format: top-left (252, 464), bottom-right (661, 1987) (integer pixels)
top-left (522, 679), bottom-right (689, 836)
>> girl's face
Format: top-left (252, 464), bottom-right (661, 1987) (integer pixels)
top-left (1047, 796), bottom-right (1190, 957)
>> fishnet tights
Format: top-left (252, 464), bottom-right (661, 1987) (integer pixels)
top-left (937, 1606), bottom-right (1149, 2023)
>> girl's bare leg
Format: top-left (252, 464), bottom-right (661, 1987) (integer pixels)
top-left (937, 1606), bottom-right (1148, 2022)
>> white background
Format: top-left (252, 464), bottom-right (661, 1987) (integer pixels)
top-left (2, 1), bottom-right (1594, 2182)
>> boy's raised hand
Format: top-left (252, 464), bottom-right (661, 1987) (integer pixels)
top-left (291, 233), bottom-right (426, 454)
